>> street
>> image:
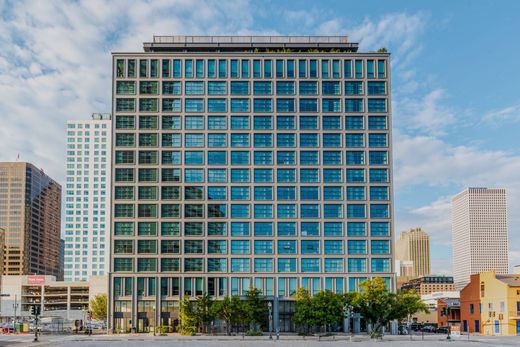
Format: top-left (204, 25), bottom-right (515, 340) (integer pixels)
top-left (0, 334), bottom-right (520, 347)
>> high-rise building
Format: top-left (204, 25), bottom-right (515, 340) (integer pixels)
top-left (0, 162), bottom-right (62, 279)
top-left (395, 227), bottom-right (430, 278)
top-left (64, 114), bottom-right (112, 282)
top-left (110, 35), bottom-right (394, 333)
top-left (452, 188), bottom-right (508, 289)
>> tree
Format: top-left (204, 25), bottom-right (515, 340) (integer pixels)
top-left (194, 293), bottom-right (215, 333)
top-left (311, 290), bottom-right (345, 332)
top-left (353, 278), bottom-right (427, 338)
top-left (293, 289), bottom-right (346, 333)
top-left (377, 47), bottom-right (388, 53)
top-left (178, 297), bottom-right (197, 336)
top-left (213, 296), bottom-right (244, 335)
top-left (293, 288), bottom-right (314, 333)
top-left (243, 286), bottom-right (267, 331)
top-left (90, 294), bottom-right (107, 322)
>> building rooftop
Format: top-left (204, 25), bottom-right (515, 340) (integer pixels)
top-left (143, 35), bottom-right (359, 53)
top-left (496, 274), bottom-right (520, 286)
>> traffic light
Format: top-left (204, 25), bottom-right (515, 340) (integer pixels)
top-left (30, 305), bottom-right (41, 316)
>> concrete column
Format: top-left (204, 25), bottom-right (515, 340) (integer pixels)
top-left (155, 276), bottom-right (160, 331)
top-left (273, 296), bottom-right (279, 333)
top-left (353, 313), bottom-right (361, 333)
top-left (132, 277), bottom-right (137, 333)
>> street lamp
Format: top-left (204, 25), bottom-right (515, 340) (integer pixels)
top-left (268, 301), bottom-right (273, 339)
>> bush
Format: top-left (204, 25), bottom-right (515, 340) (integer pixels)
top-left (156, 325), bottom-right (171, 335)
top-left (246, 329), bottom-right (263, 336)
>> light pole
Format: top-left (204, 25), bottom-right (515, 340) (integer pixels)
top-left (13, 294), bottom-right (18, 332)
top-left (268, 301), bottom-right (273, 339)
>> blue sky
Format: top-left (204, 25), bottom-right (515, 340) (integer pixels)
top-left (1, 0), bottom-right (519, 274)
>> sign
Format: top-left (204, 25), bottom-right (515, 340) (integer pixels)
top-left (450, 325), bottom-right (461, 337)
top-left (27, 275), bottom-right (45, 285)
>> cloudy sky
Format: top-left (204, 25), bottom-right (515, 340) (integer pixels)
top-left (1, 0), bottom-right (519, 274)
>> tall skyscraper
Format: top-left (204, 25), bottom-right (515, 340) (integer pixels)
top-left (64, 114), bottom-right (112, 282)
top-left (110, 35), bottom-right (393, 333)
top-left (452, 188), bottom-right (508, 289)
top-left (0, 162), bottom-right (62, 279)
top-left (395, 227), bottom-right (430, 278)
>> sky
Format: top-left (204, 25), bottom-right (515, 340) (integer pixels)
top-left (1, 0), bottom-right (519, 274)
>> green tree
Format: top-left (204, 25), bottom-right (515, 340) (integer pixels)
top-left (293, 288), bottom-right (314, 333)
top-left (178, 297), bottom-right (197, 336)
top-left (194, 293), bottom-right (215, 333)
top-left (311, 290), bottom-right (345, 332)
top-left (353, 278), bottom-right (427, 338)
top-left (90, 294), bottom-right (107, 323)
top-left (243, 286), bottom-right (267, 331)
top-left (213, 296), bottom-right (244, 335)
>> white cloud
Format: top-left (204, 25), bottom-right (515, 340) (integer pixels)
top-left (483, 103), bottom-right (520, 124)
top-left (0, 0), bottom-right (252, 182)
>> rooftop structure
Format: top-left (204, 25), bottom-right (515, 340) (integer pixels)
top-left (144, 35), bottom-right (359, 52)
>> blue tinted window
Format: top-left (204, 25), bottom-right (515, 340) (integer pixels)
top-left (231, 81), bottom-right (249, 95)
top-left (346, 151), bottom-right (365, 165)
top-left (254, 223), bottom-right (273, 237)
top-left (218, 59), bottom-right (227, 78)
top-left (254, 151), bottom-right (273, 165)
top-left (254, 258), bottom-right (273, 272)
top-left (371, 240), bottom-right (389, 254)
top-left (345, 116), bottom-right (364, 130)
top-left (370, 222), bottom-right (389, 236)
top-left (368, 116), bottom-right (387, 130)
top-left (370, 204), bottom-right (389, 218)
top-left (231, 259), bottom-right (250, 272)
top-left (254, 99), bottom-right (272, 112)
top-left (301, 187), bottom-right (319, 200)
top-left (230, 99), bottom-right (250, 113)
top-left (325, 259), bottom-right (343, 272)
top-left (184, 60), bottom-right (193, 78)
top-left (207, 186), bottom-right (226, 200)
top-left (299, 81), bottom-right (317, 95)
top-left (254, 134), bottom-right (273, 147)
top-left (287, 60), bottom-right (295, 77)
top-left (368, 134), bottom-right (387, 147)
top-left (323, 116), bottom-right (341, 130)
top-left (300, 204), bottom-right (319, 218)
top-left (347, 204), bottom-right (365, 218)
top-left (347, 169), bottom-right (365, 183)
top-left (230, 116), bottom-right (250, 130)
top-left (207, 116), bottom-right (227, 130)
top-left (277, 116), bottom-right (295, 129)
top-left (323, 186), bottom-right (342, 200)
top-left (241, 59), bottom-right (249, 78)
top-left (278, 258), bottom-right (296, 272)
top-left (185, 116), bottom-right (204, 129)
top-left (207, 60), bottom-right (215, 78)
top-left (348, 222), bottom-right (366, 236)
top-left (367, 82), bottom-right (386, 95)
top-left (355, 60), bottom-right (363, 78)
top-left (276, 82), bottom-right (294, 95)
top-left (184, 168), bottom-right (203, 183)
top-left (323, 151), bottom-right (341, 165)
top-left (370, 169), bottom-right (388, 182)
top-left (254, 187), bottom-right (273, 200)
top-left (323, 169), bottom-right (341, 183)
top-left (278, 222), bottom-right (296, 236)
top-left (278, 240), bottom-right (296, 254)
top-left (185, 133), bottom-right (204, 147)
top-left (324, 204), bottom-right (343, 218)
top-left (207, 169), bottom-right (227, 183)
top-left (348, 258), bottom-right (366, 272)
top-left (371, 258), bottom-right (390, 272)
top-left (276, 60), bottom-right (284, 78)
top-left (277, 169), bottom-right (295, 183)
top-left (230, 60), bottom-right (239, 78)
top-left (185, 81), bottom-right (204, 95)
top-left (324, 222), bottom-right (343, 236)
top-left (231, 222), bottom-right (250, 236)
top-left (231, 186), bottom-right (250, 200)
top-left (367, 99), bottom-right (387, 112)
top-left (253, 60), bottom-right (261, 78)
top-left (321, 60), bottom-right (329, 78)
top-left (263, 60), bottom-right (272, 78)
top-left (277, 135), bottom-right (295, 148)
top-left (347, 186), bottom-right (365, 200)
top-left (300, 133), bottom-right (318, 147)
top-left (231, 205), bottom-right (250, 218)
top-left (254, 169), bottom-right (273, 183)
top-left (277, 204), bottom-right (296, 218)
top-left (207, 133), bottom-right (227, 147)
top-left (301, 240), bottom-right (319, 254)
top-left (184, 151), bottom-right (203, 165)
top-left (230, 151), bottom-right (250, 165)
top-left (300, 99), bottom-right (318, 112)
top-left (348, 240), bottom-right (366, 254)
top-left (254, 204), bottom-right (273, 218)
top-left (300, 169), bottom-right (319, 183)
top-left (322, 81), bottom-right (340, 95)
top-left (301, 222), bottom-right (319, 236)
top-left (309, 60), bottom-right (317, 78)
top-left (299, 116), bottom-right (318, 130)
top-left (173, 59), bottom-right (181, 78)
top-left (345, 99), bottom-right (363, 112)
top-left (370, 186), bottom-right (389, 200)
top-left (231, 169), bottom-right (250, 183)
top-left (300, 151), bottom-right (319, 165)
top-left (254, 116), bottom-right (272, 130)
top-left (323, 134), bottom-right (341, 147)
top-left (301, 258), bottom-right (320, 272)
top-left (369, 151), bottom-right (388, 165)
top-left (345, 82), bottom-right (363, 95)
top-left (253, 81), bottom-right (272, 95)
top-left (207, 81), bottom-right (227, 95)
top-left (277, 187), bottom-right (295, 200)
top-left (276, 99), bottom-right (295, 112)
top-left (298, 59), bottom-right (306, 78)
top-left (208, 98), bottom-right (227, 113)
top-left (185, 99), bottom-right (204, 112)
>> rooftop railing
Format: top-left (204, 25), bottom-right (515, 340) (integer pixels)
top-left (152, 35), bottom-right (349, 44)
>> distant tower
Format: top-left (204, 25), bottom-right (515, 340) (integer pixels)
top-left (452, 188), bottom-right (508, 289)
top-left (395, 227), bottom-right (430, 277)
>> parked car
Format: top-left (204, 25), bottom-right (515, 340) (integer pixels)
top-left (398, 325), bottom-right (409, 335)
top-left (436, 327), bottom-right (449, 334)
top-left (422, 325), bottom-right (436, 333)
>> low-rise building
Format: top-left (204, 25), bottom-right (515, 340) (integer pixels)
top-left (437, 298), bottom-right (461, 328)
top-left (412, 291), bottom-right (459, 326)
top-left (401, 275), bottom-right (455, 295)
top-left (460, 271), bottom-right (520, 336)
top-left (0, 275), bottom-right (108, 322)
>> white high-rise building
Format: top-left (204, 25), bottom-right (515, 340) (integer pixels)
top-left (64, 114), bottom-right (111, 282)
top-left (452, 188), bottom-right (508, 289)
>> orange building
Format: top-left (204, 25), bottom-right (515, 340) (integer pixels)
top-left (460, 274), bottom-right (481, 333)
top-left (437, 298), bottom-right (461, 328)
